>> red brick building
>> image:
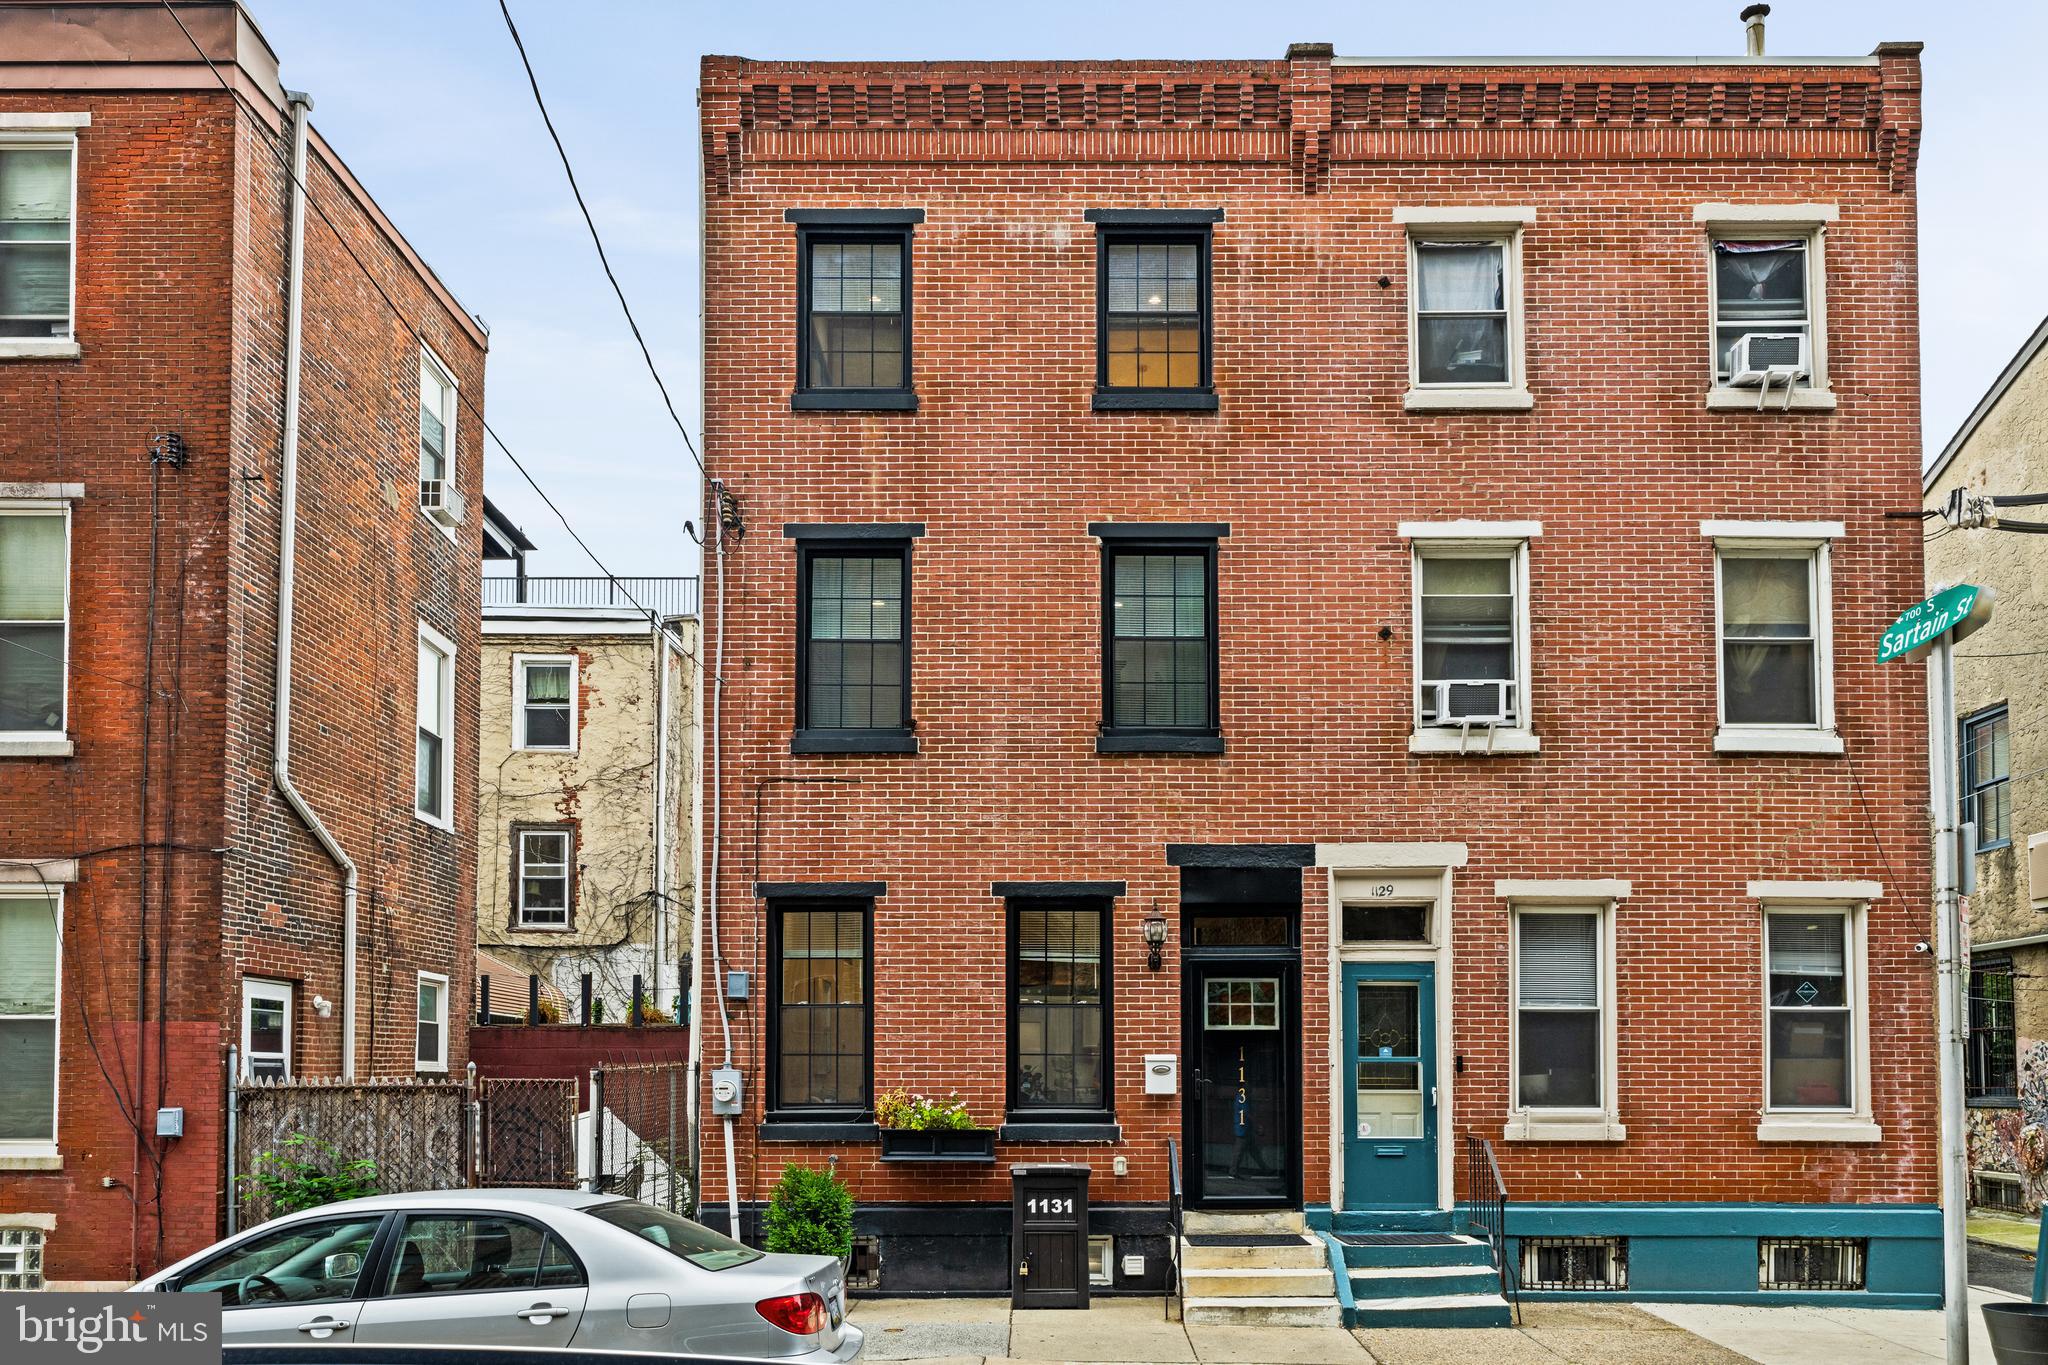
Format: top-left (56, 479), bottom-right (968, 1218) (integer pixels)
top-left (0, 2), bottom-right (481, 1285)
top-left (698, 34), bottom-right (1939, 1311)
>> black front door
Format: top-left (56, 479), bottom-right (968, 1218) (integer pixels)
top-left (1185, 954), bottom-right (1299, 1208)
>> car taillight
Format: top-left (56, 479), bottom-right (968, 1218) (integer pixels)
top-left (755, 1292), bottom-right (829, 1336)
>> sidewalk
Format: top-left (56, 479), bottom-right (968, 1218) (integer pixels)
top-left (851, 1290), bottom-right (2022, 1363)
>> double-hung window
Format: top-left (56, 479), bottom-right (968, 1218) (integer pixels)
top-left (1963, 706), bottom-right (2011, 849)
top-left (415, 972), bottom-right (448, 1073)
top-left (417, 350), bottom-right (461, 530)
top-left (1712, 239), bottom-right (1810, 386)
top-left (1094, 524), bottom-right (1225, 754)
top-left (769, 899), bottom-right (871, 1119)
top-left (1707, 523), bottom-right (1841, 754)
top-left (1403, 523), bottom-right (1538, 753)
top-left (1696, 205), bottom-right (1834, 408)
top-left (240, 978), bottom-right (293, 1081)
top-left (1088, 209), bottom-right (1220, 411)
top-left (0, 506), bottom-right (68, 744)
top-left (0, 887), bottom-right (59, 1155)
top-left (1009, 898), bottom-right (1112, 1122)
top-left (415, 622), bottom-right (455, 825)
top-left (1502, 882), bottom-right (1625, 1142)
top-left (0, 133), bottom-right (76, 349)
top-left (789, 209), bottom-right (920, 411)
top-left (789, 524), bottom-right (920, 754)
top-left (1754, 885), bottom-right (1878, 1142)
top-left (515, 826), bottom-right (573, 929)
top-left (514, 655), bottom-right (575, 751)
top-left (1395, 207), bottom-right (1533, 411)
top-left (1968, 954), bottom-right (2018, 1103)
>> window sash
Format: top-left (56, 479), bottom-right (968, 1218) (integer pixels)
top-left (416, 976), bottom-right (446, 1068)
top-left (1411, 237), bottom-right (1514, 388)
top-left (517, 659), bottom-right (574, 749)
top-left (419, 356), bottom-right (454, 485)
top-left (416, 632), bottom-right (451, 819)
top-left (801, 549), bottom-right (910, 733)
top-left (1711, 237), bottom-right (1816, 384)
top-left (1765, 912), bottom-right (1854, 1111)
top-left (1968, 960), bottom-right (2018, 1099)
top-left (1964, 710), bottom-right (2012, 846)
top-left (1011, 903), bottom-right (1110, 1115)
top-left (798, 231), bottom-right (912, 394)
top-left (241, 979), bottom-right (292, 1081)
top-left (1103, 545), bottom-right (1216, 734)
top-left (1097, 232), bottom-right (1209, 392)
top-left (1717, 550), bottom-right (1822, 729)
top-left (517, 830), bottom-right (571, 926)
top-left (0, 142), bottom-right (75, 340)
top-left (773, 906), bottom-right (871, 1113)
top-left (0, 509), bottom-right (68, 737)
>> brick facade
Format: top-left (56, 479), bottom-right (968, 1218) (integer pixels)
top-left (0, 4), bottom-right (482, 1284)
top-left (700, 40), bottom-right (1938, 1298)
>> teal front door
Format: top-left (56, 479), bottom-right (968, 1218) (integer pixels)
top-left (1342, 963), bottom-right (1438, 1209)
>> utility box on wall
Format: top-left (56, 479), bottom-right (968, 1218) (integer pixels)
top-left (1011, 1163), bottom-right (1090, 1310)
top-left (1143, 1054), bottom-right (1177, 1095)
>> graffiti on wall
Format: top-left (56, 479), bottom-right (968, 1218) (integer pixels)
top-left (1969, 1035), bottom-right (2048, 1211)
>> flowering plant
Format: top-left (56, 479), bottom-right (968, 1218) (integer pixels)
top-left (875, 1088), bottom-right (981, 1131)
top-left (2018, 1123), bottom-right (2048, 1176)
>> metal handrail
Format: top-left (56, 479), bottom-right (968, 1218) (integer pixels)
top-left (483, 575), bottom-right (701, 618)
top-left (1463, 1133), bottom-right (1522, 1323)
top-left (1166, 1138), bottom-right (1184, 1321)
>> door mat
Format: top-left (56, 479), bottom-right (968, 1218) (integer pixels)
top-left (1335, 1232), bottom-right (1465, 1246)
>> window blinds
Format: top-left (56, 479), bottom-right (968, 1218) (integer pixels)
top-left (1518, 913), bottom-right (1598, 1009)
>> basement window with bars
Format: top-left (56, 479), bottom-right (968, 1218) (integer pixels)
top-left (1758, 1237), bottom-right (1866, 1291)
top-left (1968, 953), bottom-right (2018, 1102)
top-left (1974, 1170), bottom-right (2027, 1214)
top-left (1519, 1237), bottom-right (1627, 1291)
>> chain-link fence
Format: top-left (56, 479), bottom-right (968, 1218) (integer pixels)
top-left (591, 1062), bottom-right (691, 1214)
top-left (477, 1077), bottom-right (580, 1188)
top-left (232, 1075), bottom-right (470, 1228)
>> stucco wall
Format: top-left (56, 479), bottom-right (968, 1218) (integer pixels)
top-left (477, 617), bottom-right (696, 1019)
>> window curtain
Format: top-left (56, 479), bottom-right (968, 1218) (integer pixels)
top-left (0, 515), bottom-right (63, 620)
top-left (0, 895), bottom-right (57, 1015)
top-left (1518, 914), bottom-right (1597, 1008)
top-left (0, 150), bottom-right (69, 226)
top-left (525, 664), bottom-right (570, 704)
top-left (1416, 242), bottom-right (1503, 311)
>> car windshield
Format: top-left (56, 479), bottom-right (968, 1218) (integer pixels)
top-left (586, 1202), bottom-right (764, 1271)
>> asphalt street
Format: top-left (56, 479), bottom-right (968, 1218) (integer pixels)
top-left (1972, 1240), bottom-right (2036, 1298)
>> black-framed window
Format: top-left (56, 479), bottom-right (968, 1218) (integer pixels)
top-left (1095, 525), bottom-right (1223, 753)
top-left (788, 524), bottom-right (921, 755)
top-left (1089, 209), bottom-right (1220, 411)
top-left (1008, 898), bottom-right (1112, 1121)
top-left (1968, 953), bottom-right (2018, 1103)
top-left (768, 900), bottom-right (872, 1118)
top-left (789, 209), bottom-right (921, 412)
top-left (1963, 706), bottom-right (2012, 849)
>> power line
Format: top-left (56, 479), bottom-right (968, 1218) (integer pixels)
top-left (155, 1), bottom-right (707, 672)
top-left (494, 0), bottom-right (708, 485)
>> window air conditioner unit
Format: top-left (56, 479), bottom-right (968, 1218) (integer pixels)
top-left (1727, 332), bottom-right (1809, 387)
top-left (419, 479), bottom-right (466, 528)
top-left (1433, 680), bottom-right (1512, 726)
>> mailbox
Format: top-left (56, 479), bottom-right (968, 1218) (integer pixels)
top-left (1010, 1163), bottom-right (1091, 1309)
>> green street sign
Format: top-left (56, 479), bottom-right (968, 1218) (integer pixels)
top-left (1879, 583), bottom-right (1990, 663)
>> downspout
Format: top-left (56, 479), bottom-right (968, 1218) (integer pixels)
top-left (709, 493), bottom-right (737, 1239)
top-left (651, 620), bottom-right (672, 1012)
top-left (271, 90), bottom-right (360, 1080)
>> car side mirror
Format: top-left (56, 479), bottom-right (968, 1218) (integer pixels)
top-left (323, 1253), bottom-right (362, 1281)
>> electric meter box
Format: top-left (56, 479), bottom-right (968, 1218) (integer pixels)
top-left (710, 1068), bottom-right (744, 1116)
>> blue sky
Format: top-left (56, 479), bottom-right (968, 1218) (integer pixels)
top-left (256, 0), bottom-right (2048, 578)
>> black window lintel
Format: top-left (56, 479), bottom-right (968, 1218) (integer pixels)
top-left (993, 881), bottom-right (1128, 899)
top-left (786, 208), bottom-right (926, 226)
top-left (785, 523), bottom-right (926, 541)
top-left (756, 881), bottom-right (887, 900)
top-left (1166, 843), bottom-right (1317, 868)
top-left (1089, 522), bottom-right (1228, 541)
top-left (1085, 209), bottom-right (1224, 226)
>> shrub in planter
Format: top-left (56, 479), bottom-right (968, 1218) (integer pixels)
top-left (762, 1163), bottom-right (854, 1260)
top-left (874, 1089), bottom-right (980, 1131)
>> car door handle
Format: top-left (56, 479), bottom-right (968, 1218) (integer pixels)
top-left (517, 1305), bottom-right (565, 1323)
top-left (296, 1317), bottom-right (350, 1335)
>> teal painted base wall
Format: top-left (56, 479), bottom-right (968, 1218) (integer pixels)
top-left (1309, 1202), bottom-right (1944, 1309)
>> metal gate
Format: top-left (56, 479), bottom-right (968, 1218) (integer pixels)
top-left (478, 1077), bottom-right (579, 1188)
top-left (591, 1062), bottom-right (691, 1213)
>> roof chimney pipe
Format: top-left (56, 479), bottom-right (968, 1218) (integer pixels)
top-left (1742, 3), bottom-right (1770, 57)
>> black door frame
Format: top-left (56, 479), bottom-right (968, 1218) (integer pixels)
top-left (1180, 938), bottom-right (1303, 1210)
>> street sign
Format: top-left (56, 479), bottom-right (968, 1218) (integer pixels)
top-left (1879, 584), bottom-right (1990, 663)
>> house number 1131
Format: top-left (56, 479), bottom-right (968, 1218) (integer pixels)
top-left (1027, 1197), bottom-right (1074, 1215)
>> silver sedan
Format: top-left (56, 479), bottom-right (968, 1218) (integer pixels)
top-left (131, 1188), bottom-right (860, 1362)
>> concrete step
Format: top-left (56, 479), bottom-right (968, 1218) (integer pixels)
top-left (1182, 1295), bottom-right (1345, 1328)
top-left (1330, 1208), bottom-right (1456, 1235)
top-left (1182, 1266), bottom-right (1335, 1298)
top-left (1184, 1210), bottom-right (1307, 1237)
top-left (1180, 1236), bottom-right (1327, 1271)
top-left (1347, 1292), bottom-right (1515, 1329)
top-left (1339, 1234), bottom-right (1496, 1270)
top-left (1349, 1263), bottom-right (1501, 1299)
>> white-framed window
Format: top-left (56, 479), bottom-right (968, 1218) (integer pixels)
top-left (0, 505), bottom-right (68, 742)
top-left (1753, 883), bottom-right (1880, 1143)
top-left (1696, 204), bottom-right (1835, 410)
top-left (1706, 522), bottom-right (1841, 754)
top-left (240, 977), bottom-right (293, 1081)
top-left (415, 971), bottom-right (449, 1073)
top-left (0, 133), bottom-right (77, 348)
top-left (1395, 207), bottom-right (1534, 411)
top-left (417, 348), bottom-right (458, 532)
top-left (1501, 880), bottom-right (1626, 1142)
top-left (515, 826), bottom-right (572, 929)
top-left (415, 621), bottom-right (455, 826)
top-left (513, 654), bottom-right (576, 751)
top-left (0, 886), bottom-right (60, 1155)
top-left (1402, 522), bottom-right (1539, 754)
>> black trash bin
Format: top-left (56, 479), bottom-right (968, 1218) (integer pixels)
top-left (1986, 1303), bottom-right (2048, 1364)
top-left (1011, 1162), bottom-right (1091, 1309)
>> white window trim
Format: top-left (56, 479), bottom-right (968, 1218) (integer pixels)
top-left (1755, 885), bottom-right (1880, 1143)
top-left (1406, 529), bottom-right (1538, 754)
top-left (0, 129), bottom-right (81, 359)
top-left (239, 977), bottom-right (294, 1082)
top-left (417, 347), bottom-right (458, 541)
top-left (0, 502), bottom-right (72, 755)
top-left (0, 885), bottom-right (61, 1158)
top-left (1403, 217), bottom-right (1532, 411)
top-left (415, 970), bottom-right (450, 1074)
top-left (512, 653), bottom-right (578, 752)
top-left (414, 620), bottom-right (456, 829)
top-left (1706, 523), bottom-right (1840, 754)
top-left (1501, 883), bottom-right (1628, 1143)
top-left (1701, 210), bottom-right (1833, 409)
top-left (515, 826), bottom-right (574, 930)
